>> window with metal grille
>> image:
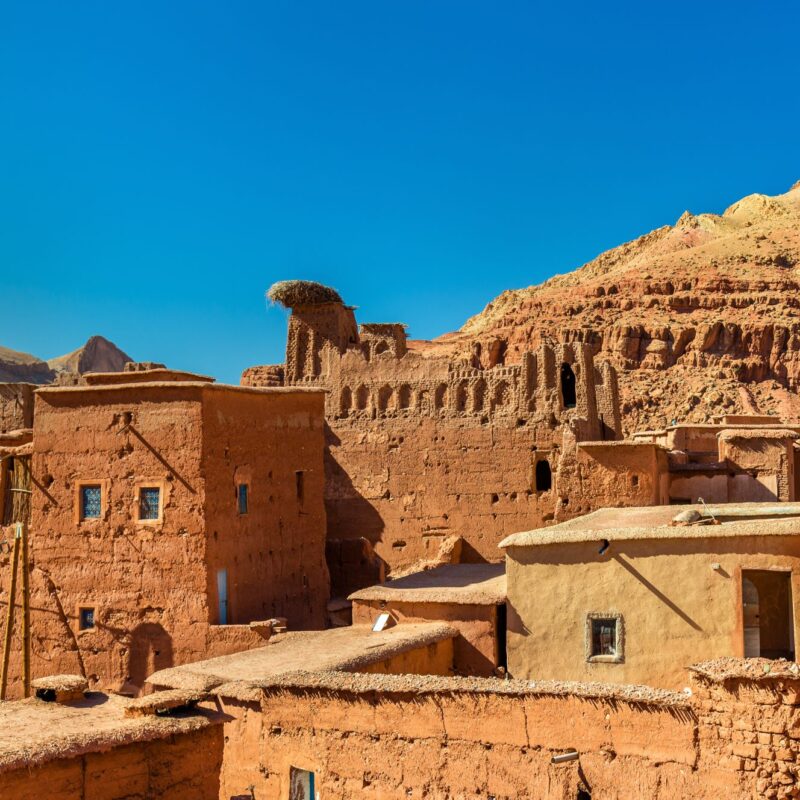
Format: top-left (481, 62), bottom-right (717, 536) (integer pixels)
top-left (139, 487), bottom-right (161, 520)
top-left (591, 618), bottom-right (617, 656)
top-left (237, 484), bottom-right (248, 514)
top-left (79, 607), bottom-right (95, 630)
top-left (80, 485), bottom-right (102, 520)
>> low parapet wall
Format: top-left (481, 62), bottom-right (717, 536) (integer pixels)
top-left (215, 673), bottom-right (700, 799)
top-left (213, 663), bottom-right (800, 800)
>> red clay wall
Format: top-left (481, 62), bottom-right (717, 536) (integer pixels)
top-left (215, 682), bottom-right (700, 800)
top-left (201, 389), bottom-right (329, 630)
top-left (352, 598), bottom-right (499, 676)
top-left (0, 383), bottom-right (328, 698)
top-left (0, 382), bottom-right (34, 432)
top-left (18, 384), bottom-right (212, 696)
top-left (0, 724), bottom-right (223, 800)
top-left (213, 669), bottom-right (800, 799)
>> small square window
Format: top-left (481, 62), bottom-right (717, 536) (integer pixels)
top-left (585, 613), bottom-right (624, 663)
top-left (80, 485), bottom-right (102, 520)
top-left (237, 484), bottom-right (248, 514)
top-left (79, 607), bottom-right (95, 631)
top-left (591, 618), bottom-right (617, 656)
top-left (139, 487), bottom-right (161, 520)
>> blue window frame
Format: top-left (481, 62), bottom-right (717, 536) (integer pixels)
top-left (79, 607), bottom-right (95, 630)
top-left (80, 485), bottom-right (101, 520)
top-left (139, 487), bottom-right (161, 520)
top-left (237, 484), bottom-right (248, 514)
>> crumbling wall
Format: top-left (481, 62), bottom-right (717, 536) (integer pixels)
top-left (211, 666), bottom-right (800, 799)
top-left (0, 723), bottom-right (223, 800)
top-left (690, 663), bottom-right (800, 798)
top-left (215, 678), bottom-right (702, 800)
top-left (0, 383), bottom-right (34, 432)
top-left (247, 297), bottom-right (624, 584)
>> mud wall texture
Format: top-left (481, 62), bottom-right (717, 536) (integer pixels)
top-left (201, 389), bottom-right (329, 629)
top-left (352, 599), bottom-right (500, 676)
top-left (505, 534), bottom-right (800, 689)
top-left (0, 382), bottom-right (34, 432)
top-left (0, 724), bottom-right (222, 800)
top-left (0, 383), bottom-right (328, 697)
top-left (244, 299), bottom-right (627, 588)
top-left (214, 690), bottom-right (695, 800)
top-left (213, 668), bottom-right (800, 800)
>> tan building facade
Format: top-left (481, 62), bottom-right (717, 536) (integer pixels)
top-left (501, 503), bottom-right (800, 689)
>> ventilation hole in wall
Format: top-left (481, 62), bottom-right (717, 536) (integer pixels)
top-left (491, 494), bottom-right (499, 504)
top-left (392, 540), bottom-right (406, 549)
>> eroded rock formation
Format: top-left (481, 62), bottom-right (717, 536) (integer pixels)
top-left (436, 181), bottom-right (800, 432)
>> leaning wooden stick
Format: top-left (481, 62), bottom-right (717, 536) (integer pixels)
top-left (0, 527), bottom-right (21, 700)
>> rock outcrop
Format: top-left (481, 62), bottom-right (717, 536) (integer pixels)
top-left (433, 181), bottom-right (800, 432)
top-left (0, 335), bottom-right (132, 384)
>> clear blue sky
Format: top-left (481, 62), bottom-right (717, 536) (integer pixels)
top-left (2, 2), bottom-right (798, 383)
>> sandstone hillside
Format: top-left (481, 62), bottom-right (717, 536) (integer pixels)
top-left (0, 336), bottom-right (132, 384)
top-left (431, 181), bottom-right (800, 433)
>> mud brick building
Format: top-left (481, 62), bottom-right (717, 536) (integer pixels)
top-left (244, 281), bottom-right (624, 594)
top-left (0, 368), bottom-right (329, 696)
top-left (502, 503), bottom-right (800, 689)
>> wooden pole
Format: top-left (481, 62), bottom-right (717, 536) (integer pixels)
top-left (0, 528), bottom-right (21, 700)
top-left (20, 523), bottom-right (30, 698)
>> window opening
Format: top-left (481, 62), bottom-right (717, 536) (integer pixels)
top-left (535, 460), bottom-right (552, 492)
top-left (139, 487), bottom-right (160, 520)
top-left (591, 618), bottom-right (617, 657)
top-left (289, 766), bottom-right (316, 800)
top-left (237, 484), bottom-right (248, 514)
top-left (79, 607), bottom-right (95, 631)
top-left (560, 362), bottom-right (577, 409)
top-left (80, 485), bottom-right (102, 520)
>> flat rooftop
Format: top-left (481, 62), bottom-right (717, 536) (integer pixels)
top-left (349, 563), bottom-right (506, 605)
top-left (0, 692), bottom-right (220, 775)
top-left (500, 502), bottom-right (800, 548)
top-left (149, 622), bottom-right (457, 694)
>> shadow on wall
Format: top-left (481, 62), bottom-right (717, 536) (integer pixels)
top-left (128, 622), bottom-right (174, 690)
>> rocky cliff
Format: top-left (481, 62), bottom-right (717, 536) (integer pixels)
top-left (0, 336), bottom-right (132, 384)
top-left (431, 181), bottom-right (800, 433)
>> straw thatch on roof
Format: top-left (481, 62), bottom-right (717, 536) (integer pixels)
top-left (266, 280), bottom-right (343, 308)
top-left (31, 674), bottom-right (88, 693)
top-left (124, 689), bottom-right (204, 718)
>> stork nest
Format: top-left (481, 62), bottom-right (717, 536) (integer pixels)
top-left (266, 280), bottom-right (342, 308)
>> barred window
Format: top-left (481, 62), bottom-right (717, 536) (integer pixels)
top-left (139, 487), bottom-right (161, 520)
top-left (585, 612), bottom-right (624, 663)
top-left (80, 485), bottom-right (102, 520)
top-left (79, 607), bottom-right (95, 631)
top-left (591, 618), bottom-right (617, 656)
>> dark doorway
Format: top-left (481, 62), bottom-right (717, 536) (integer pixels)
top-left (496, 603), bottom-right (507, 671)
top-left (560, 363), bottom-right (577, 409)
top-left (742, 570), bottom-right (794, 660)
top-left (535, 460), bottom-right (552, 492)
